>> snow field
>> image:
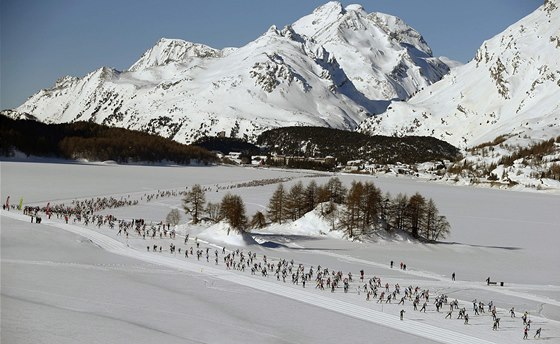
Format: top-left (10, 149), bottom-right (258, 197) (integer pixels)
top-left (2, 161), bottom-right (560, 343)
top-left (0, 210), bottom-right (513, 344)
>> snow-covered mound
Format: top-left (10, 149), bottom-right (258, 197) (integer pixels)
top-left (262, 209), bottom-right (344, 239)
top-left (258, 206), bottom-right (421, 244)
top-left (183, 222), bottom-right (258, 247)
top-left (10, 2), bottom-right (450, 144)
top-left (359, 0), bottom-right (560, 148)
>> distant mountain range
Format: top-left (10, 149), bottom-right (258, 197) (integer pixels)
top-left (4, 2), bottom-right (451, 144)
top-left (358, 0), bottom-right (560, 148)
top-left (4, 1), bottom-right (559, 152)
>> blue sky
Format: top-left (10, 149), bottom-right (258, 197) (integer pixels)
top-left (0, 0), bottom-right (541, 109)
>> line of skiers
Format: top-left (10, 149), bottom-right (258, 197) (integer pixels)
top-left (170, 235), bottom-right (547, 339)
top-left (16, 198), bottom-right (548, 340)
top-left (19, 188), bottom-right (187, 225)
top-left (98, 212), bottom-right (549, 340)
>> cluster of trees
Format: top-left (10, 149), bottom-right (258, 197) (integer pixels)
top-left (446, 136), bottom-right (560, 184)
top-left (182, 184), bottom-right (248, 234)
top-left (547, 163), bottom-right (560, 181)
top-left (182, 178), bottom-right (450, 241)
top-left (266, 178), bottom-right (450, 241)
top-left (0, 116), bottom-right (216, 164)
top-left (499, 137), bottom-right (559, 167)
top-left (256, 126), bottom-right (461, 165)
top-left (267, 178), bottom-right (346, 224)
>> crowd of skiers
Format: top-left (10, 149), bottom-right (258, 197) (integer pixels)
top-left (124, 220), bottom-right (545, 340)
top-left (17, 188), bottom-right (190, 222)
top-left (151, 231), bottom-right (545, 339)
top-left (7, 193), bottom-right (547, 340)
top-left (7, 177), bottom-right (324, 223)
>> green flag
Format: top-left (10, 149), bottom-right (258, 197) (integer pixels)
top-left (18, 198), bottom-right (23, 210)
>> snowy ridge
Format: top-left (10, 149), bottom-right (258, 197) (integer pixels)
top-left (358, 0), bottom-right (560, 148)
top-left (128, 38), bottom-right (227, 72)
top-left (10, 2), bottom-right (451, 144)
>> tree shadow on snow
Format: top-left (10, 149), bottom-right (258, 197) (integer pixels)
top-left (257, 241), bottom-right (289, 249)
top-left (433, 241), bottom-right (522, 251)
top-left (250, 234), bottom-right (347, 251)
top-left (251, 233), bottom-right (323, 242)
top-left (254, 240), bottom-right (345, 251)
top-left (287, 247), bottom-right (346, 251)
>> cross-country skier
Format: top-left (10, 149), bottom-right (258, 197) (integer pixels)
top-left (534, 327), bottom-right (541, 339)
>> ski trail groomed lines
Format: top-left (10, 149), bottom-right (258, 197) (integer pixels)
top-left (2, 211), bottom-right (495, 344)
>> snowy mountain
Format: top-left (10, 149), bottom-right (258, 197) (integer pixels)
top-left (128, 38), bottom-right (229, 72)
top-left (358, 0), bottom-right (560, 149)
top-left (8, 2), bottom-right (450, 144)
top-left (291, 2), bottom-right (450, 102)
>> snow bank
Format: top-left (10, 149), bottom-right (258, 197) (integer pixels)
top-left (262, 209), bottom-right (344, 239)
top-left (180, 221), bottom-right (258, 247)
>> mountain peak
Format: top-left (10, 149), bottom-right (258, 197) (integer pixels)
top-left (299, 1), bottom-right (346, 33)
top-left (292, 2), bottom-right (447, 101)
top-left (368, 12), bottom-right (432, 56)
top-left (345, 4), bottom-right (366, 14)
top-left (314, 1), bottom-right (345, 16)
top-left (128, 38), bottom-right (222, 72)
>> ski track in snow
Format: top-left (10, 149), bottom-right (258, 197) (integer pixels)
top-left (0, 210), bottom-right (507, 344)
top-left (0, 259), bottom-right (185, 275)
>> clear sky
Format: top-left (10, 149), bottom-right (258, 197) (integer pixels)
top-left (0, 0), bottom-right (541, 110)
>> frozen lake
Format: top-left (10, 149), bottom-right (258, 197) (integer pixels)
top-left (2, 161), bottom-right (559, 343)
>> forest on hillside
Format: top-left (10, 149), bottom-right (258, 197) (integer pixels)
top-left (192, 136), bottom-right (262, 155)
top-left (257, 126), bottom-right (461, 165)
top-left (0, 116), bottom-right (216, 165)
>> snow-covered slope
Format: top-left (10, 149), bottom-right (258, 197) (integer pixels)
top-left (10, 2), bottom-right (450, 144)
top-left (359, 0), bottom-right (560, 148)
